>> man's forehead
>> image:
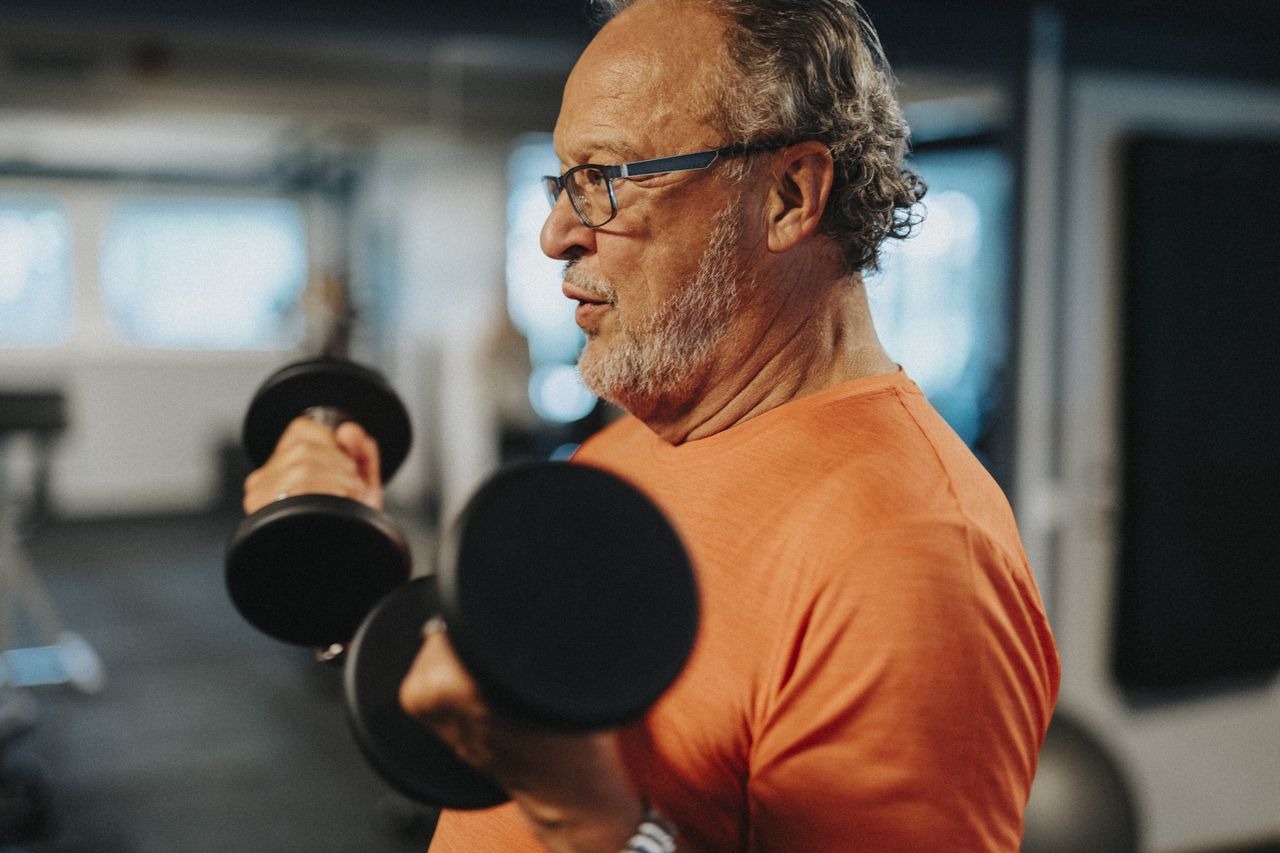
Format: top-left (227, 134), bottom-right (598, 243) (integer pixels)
top-left (552, 96), bottom-right (714, 166)
top-left (553, 5), bottom-right (725, 163)
top-left (554, 78), bottom-right (688, 163)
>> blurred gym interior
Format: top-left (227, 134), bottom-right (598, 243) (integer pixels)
top-left (1, 1), bottom-right (1278, 851)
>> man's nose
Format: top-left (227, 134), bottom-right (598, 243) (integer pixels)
top-left (540, 193), bottom-right (597, 261)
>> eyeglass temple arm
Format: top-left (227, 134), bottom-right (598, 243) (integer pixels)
top-left (615, 141), bottom-right (793, 179)
top-left (615, 149), bottom-right (724, 179)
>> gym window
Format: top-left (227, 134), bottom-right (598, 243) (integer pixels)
top-left (100, 197), bottom-right (308, 350)
top-left (0, 196), bottom-right (73, 347)
top-left (868, 146), bottom-right (1013, 448)
top-left (506, 134), bottom-right (596, 424)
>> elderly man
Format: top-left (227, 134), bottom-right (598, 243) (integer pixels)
top-left (246, 0), bottom-right (1059, 850)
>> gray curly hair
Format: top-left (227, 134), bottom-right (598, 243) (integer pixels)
top-left (591, 0), bottom-right (924, 273)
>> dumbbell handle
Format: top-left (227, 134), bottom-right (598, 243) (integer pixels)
top-left (302, 405), bottom-right (351, 431)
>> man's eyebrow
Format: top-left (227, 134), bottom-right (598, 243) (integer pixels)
top-left (560, 139), bottom-right (647, 166)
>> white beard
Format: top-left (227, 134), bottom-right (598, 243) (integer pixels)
top-left (567, 204), bottom-right (754, 414)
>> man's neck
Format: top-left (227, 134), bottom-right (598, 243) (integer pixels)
top-left (633, 274), bottom-right (897, 444)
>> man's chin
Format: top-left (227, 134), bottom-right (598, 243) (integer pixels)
top-left (576, 341), bottom-right (639, 407)
top-left (579, 347), bottom-right (677, 421)
top-left (575, 341), bottom-right (611, 397)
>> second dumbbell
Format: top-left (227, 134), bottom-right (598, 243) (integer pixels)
top-left (226, 358), bottom-right (414, 649)
top-left (343, 462), bottom-right (700, 809)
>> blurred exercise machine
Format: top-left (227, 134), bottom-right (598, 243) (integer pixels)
top-left (0, 390), bottom-right (106, 844)
top-left (1023, 711), bottom-right (1141, 852)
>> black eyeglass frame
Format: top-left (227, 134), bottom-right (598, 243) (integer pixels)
top-left (542, 140), bottom-right (792, 228)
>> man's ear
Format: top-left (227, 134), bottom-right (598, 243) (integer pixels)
top-left (763, 141), bottom-right (834, 254)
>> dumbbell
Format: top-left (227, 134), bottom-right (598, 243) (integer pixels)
top-left (226, 358), bottom-right (414, 649)
top-left (343, 462), bottom-right (699, 809)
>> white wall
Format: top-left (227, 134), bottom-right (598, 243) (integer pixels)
top-left (0, 120), bottom-right (544, 523)
top-left (1, 130), bottom-right (523, 520)
top-left (0, 178), bottom-right (293, 516)
top-left (0, 27), bottom-right (573, 519)
top-left (361, 130), bottom-right (517, 525)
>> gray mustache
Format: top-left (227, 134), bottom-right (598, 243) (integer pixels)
top-left (563, 263), bottom-right (616, 304)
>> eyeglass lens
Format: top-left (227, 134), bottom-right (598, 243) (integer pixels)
top-left (545, 166), bottom-right (614, 227)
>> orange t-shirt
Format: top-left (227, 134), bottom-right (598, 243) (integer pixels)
top-left (430, 370), bottom-right (1059, 852)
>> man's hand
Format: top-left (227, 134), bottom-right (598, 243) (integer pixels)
top-left (399, 629), bottom-right (647, 853)
top-left (242, 416), bottom-right (383, 515)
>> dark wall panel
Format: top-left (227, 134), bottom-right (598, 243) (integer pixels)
top-left (1115, 135), bottom-right (1280, 699)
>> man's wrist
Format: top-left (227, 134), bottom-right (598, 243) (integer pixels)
top-left (511, 787), bottom-right (646, 853)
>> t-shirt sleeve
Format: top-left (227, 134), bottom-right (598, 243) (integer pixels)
top-left (746, 519), bottom-right (1052, 852)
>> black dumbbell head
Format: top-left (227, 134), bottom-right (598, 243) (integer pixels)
top-left (440, 462), bottom-right (699, 730)
top-left (344, 577), bottom-right (509, 809)
top-left (343, 462), bottom-right (699, 809)
top-left (242, 359), bottom-right (412, 482)
top-left (227, 495), bottom-right (411, 647)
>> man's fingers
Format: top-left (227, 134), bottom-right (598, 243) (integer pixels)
top-left (399, 630), bottom-right (496, 771)
top-left (242, 416), bottom-right (381, 514)
top-left (334, 421), bottom-right (384, 500)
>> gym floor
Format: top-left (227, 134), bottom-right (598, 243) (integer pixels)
top-left (5, 510), bottom-right (439, 853)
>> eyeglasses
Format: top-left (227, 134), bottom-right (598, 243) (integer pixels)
top-left (542, 141), bottom-right (789, 228)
